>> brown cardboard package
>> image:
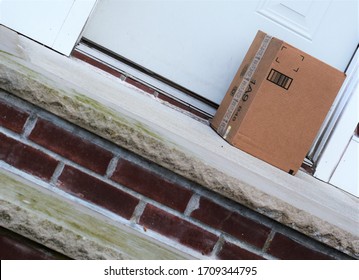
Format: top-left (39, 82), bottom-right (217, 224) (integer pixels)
top-left (211, 31), bottom-right (345, 174)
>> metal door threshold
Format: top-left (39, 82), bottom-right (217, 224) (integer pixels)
top-left (73, 39), bottom-right (218, 120)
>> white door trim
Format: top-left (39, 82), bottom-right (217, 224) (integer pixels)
top-left (314, 47), bottom-right (359, 182)
top-left (0, 0), bottom-right (97, 56)
top-left (329, 135), bottom-right (359, 196)
top-left (52, 0), bottom-right (98, 55)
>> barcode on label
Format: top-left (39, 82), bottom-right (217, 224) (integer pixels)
top-left (267, 69), bottom-right (293, 90)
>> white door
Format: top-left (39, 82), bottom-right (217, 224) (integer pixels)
top-left (1, 0), bottom-right (357, 195)
top-left (0, 0), bottom-right (97, 55)
top-left (330, 136), bottom-right (359, 196)
top-left (82, 0), bottom-right (359, 197)
top-left (314, 47), bottom-right (359, 197)
top-left (82, 0), bottom-right (358, 105)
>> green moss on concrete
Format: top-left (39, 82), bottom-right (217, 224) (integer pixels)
top-left (73, 92), bottom-right (115, 116)
top-left (0, 52), bottom-right (39, 79)
top-left (0, 169), bottom-right (189, 259)
top-left (0, 54), bottom-right (165, 145)
top-left (0, 50), bottom-right (14, 57)
top-left (73, 92), bottom-right (164, 141)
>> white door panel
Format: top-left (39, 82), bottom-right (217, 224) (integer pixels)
top-left (0, 0), bottom-right (97, 55)
top-left (1, 0), bottom-right (358, 196)
top-left (257, 0), bottom-right (331, 41)
top-left (330, 137), bottom-right (359, 197)
top-left (314, 53), bottom-right (359, 183)
top-left (83, 0), bottom-right (358, 104)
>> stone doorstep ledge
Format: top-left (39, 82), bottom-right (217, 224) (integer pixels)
top-left (0, 26), bottom-right (358, 258)
top-left (0, 167), bottom-right (192, 260)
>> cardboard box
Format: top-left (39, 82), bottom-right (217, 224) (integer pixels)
top-left (211, 31), bottom-right (345, 174)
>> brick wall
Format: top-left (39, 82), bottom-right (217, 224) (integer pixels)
top-left (0, 226), bottom-right (69, 260)
top-left (0, 90), bottom-right (353, 260)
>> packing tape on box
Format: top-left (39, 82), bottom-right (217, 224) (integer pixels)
top-left (218, 34), bottom-right (272, 138)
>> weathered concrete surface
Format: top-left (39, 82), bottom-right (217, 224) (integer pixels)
top-left (0, 168), bottom-right (191, 260)
top-left (0, 26), bottom-right (358, 258)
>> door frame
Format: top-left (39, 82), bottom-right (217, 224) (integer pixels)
top-left (0, 0), bottom-right (97, 55)
top-left (2, 0), bottom-right (357, 194)
top-left (313, 46), bottom-right (359, 185)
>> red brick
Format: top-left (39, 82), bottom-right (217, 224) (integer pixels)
top-left (221, 212), bottom-right (271, 248)
top-left (72, 50), bottom-right (123, 79)
top-left (111, 159), bottom-right (192, 212)
top-left (57, 165), bottom-right (139, 219)
top-left (217, 241), bottom-right (265, 260)
top-left (157, 93), bottom-right (190, 111)
top-left (0, 133), bottom-right (58, 181)
top-left (125, 77), bottom-right (156, 95)
top-left (156, 93), bottom-right (211, 120)
top-left (191, 197), bottom-right (232, 228)
top-left (188, 107), bottom-right (211, 120)
top-left (139, 204), bottom-right (218, 255)
top-left (0, 227), bottom-right (68, 260)
top-left (0, 100), bottom-right (29, 133)
top-left (0, 235), bottom-right (58, 260)
top-left (267, 233), bottom-right (333, 260)
top-left (191, 197), bottom-right (270, 248)
top-left (29, 118), bottom-right (113, 174)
